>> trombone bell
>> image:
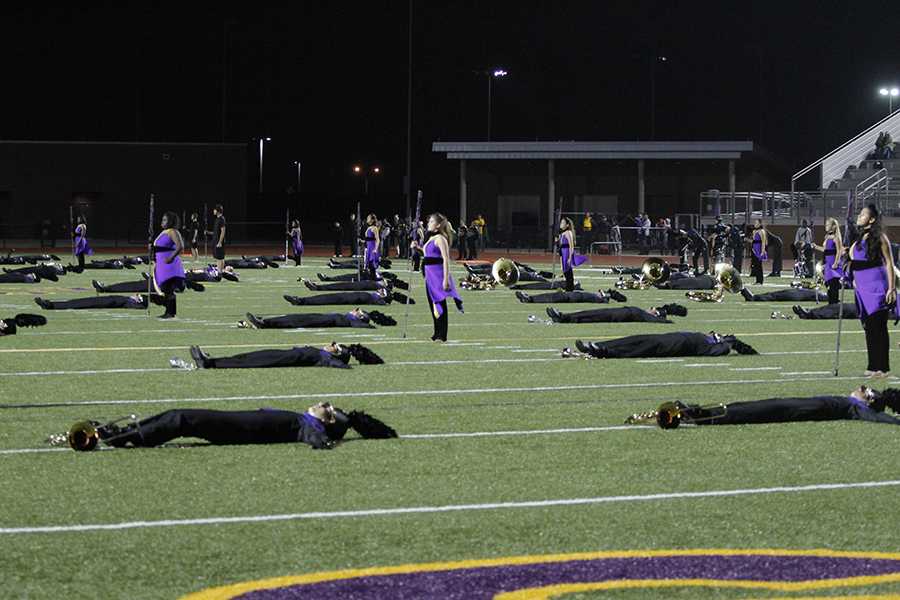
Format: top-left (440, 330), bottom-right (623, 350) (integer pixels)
top-left (67, 421), bottom-right (100, 451)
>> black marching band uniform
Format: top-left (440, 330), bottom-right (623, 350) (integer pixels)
top-left (570, 331), bottom-right (758, 359)
top-left (90, 403), bottom-right (397, 450)
top-left (546, 304), bottom-right (687, 324)
top-left (241, 310), bottom-right (396, 329)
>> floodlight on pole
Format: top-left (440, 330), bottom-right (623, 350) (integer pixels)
top-left (485, 67), bottom-right (508, 141)
top-left (879, 87), bottom-right (900, 114)
top-left (257, 137), bottom-right (271, 194)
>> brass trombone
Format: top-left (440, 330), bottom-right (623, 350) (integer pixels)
top-left (47, 415), bottom-right (138, 451)
top-left (625, 401), bottom-right (727, 429)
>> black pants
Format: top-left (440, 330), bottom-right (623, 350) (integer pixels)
top-left (425, 287), bottom-right (448, 341)
top-left (367, 263), bottom-right (377, 281)
top-left (768, 241), bottom-right (783, 275)
top-left (863, 311), bottom-right (890, 372)
top-left (563, 268), bottom-right (575, 292)
top-left (210, 347), bottom-right (321, 369)
top-left (695, 396), bottom-right (900, 426)
top-left (125, 409), bottom-right (303, 447)
top-left (77, 253), bottom-right (85, 269)
top-left (260, 314), bottom-right (361, 329)
top-left (457, 243), bottom-right (465, 260)
top-left (751, 254), bottom-right (764, 284)
top-left (47, 296), bottom-right (143, 310)
top-left (98, 280), bottom-right (150, 293)
top-left (732, 247), bottom-right (743, 273)
top-left (159, 278), bottom-right (183, 316)
top-left (286, 292), bottom-right (383, 306)
top-left (526, 291), bottom-right (609, 304)
top-left (827, 278), bottom-right (840, 305)
top-left (293, 251), bottom-right (302, 266)
top-left (692, 247), bottom-right (709, 274)
top-left (412, 249), bottom-right (421, 272)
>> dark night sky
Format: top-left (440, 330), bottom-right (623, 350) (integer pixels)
top-left (2, 1), bottom-right (899, 215)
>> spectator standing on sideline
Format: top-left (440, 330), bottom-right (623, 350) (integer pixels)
top-left (582, 212), bottom-right (594, 254)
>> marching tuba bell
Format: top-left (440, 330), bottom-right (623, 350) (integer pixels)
top-left (67, 420), bottom-right (100, 451)
top-left (492, 258), bottom-right (520, 286)
top-left (716, 264), bottom-right (743, 293)
top-left (641, 257), bottom-right (670, 286)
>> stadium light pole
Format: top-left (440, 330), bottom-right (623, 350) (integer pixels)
top-left (257, 137), bottom-right (271, 194)
top-left (485, 68), bottom-right (507, 141)
top-left (352, 165), bottom-right (382, 197)
top-left (650, 55), bottom-right (667, 140)
top-left (879, 87), bottom-right (899, 115)
top-left (293, 161), bottom-right (301, 195)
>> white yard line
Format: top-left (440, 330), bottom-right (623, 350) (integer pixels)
top-left (0, 374), bottom-right (872, 408)
top-left (2, 479), bottom-right (897, 534)
top-left (0, 425), bottom-right (651, 456)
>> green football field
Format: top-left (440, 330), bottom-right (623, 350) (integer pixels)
top-left (2, 254), bottom-right (900, 599)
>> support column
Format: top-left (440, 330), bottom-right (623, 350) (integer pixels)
top-left (728, 159), bottom-right (736, 220)
top-left (637, 159), bottom-right (645, 214)
top-left (459, 159), bottom-right (467, 225)
top-left (548, 159), bottom-right (556, 250)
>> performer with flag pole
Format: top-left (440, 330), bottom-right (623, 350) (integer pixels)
top-left (284, 208), bottom-right (290, 264)
top-left (415, 212), bottom-right (463, 342)
top-left (68, 205), bottom-right (76, 264)
top-left (402, 190), bottom-right (423, 339)
top-left (835, 190), bottom-right (858, 376)
top-left (146, 194), bottom-right (155, 318)
top-left (550, 201), bottom-right (562, 280)
top-left (152, 210), bottom-right (187, 319)
top-left (202, 202), bottom-right (208, 261)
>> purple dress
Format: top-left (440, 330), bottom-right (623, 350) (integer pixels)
top-left (423, 237), bottom-right (463, 317)
top-left (559, 236), bottom-right (588, 273)
top-left (291, 229), bottom-right (304, 255)
top-left (751, 231), bottom-right (767, 260)
top-left (154, 231), bottom-right (185, 286)
top-left (364, 226), bottom-right (379, 270)
top-left (823, 237), bottom-right (841, 283)
top-left (74, 225), bottom-right (93, 257)
top-left (850, 238), bottom-right (896, 321)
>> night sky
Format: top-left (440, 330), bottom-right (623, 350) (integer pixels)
top-left (2, 1), bottom-right (899, 215)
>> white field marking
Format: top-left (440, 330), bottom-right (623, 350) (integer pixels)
top-left (487, 345), bottom-right (522, 349)
top-left (729, 367), bottom-right (782, 372)
top-left (636, 358), bottom-right (685, 363)
top-left (511, 349), bottom-right (561, 353)
top-left (781, 371), bottom-right (833, 376)
top-left (2, 479), bottom-right (898, 535)
top-left (0, 374), bottom-right (872, 409)
top-left (0, 426), bottom-right (652, 456)
top-left (0, 328), bottom-right (869, 354)
top-left (682, 363), bottom-right (731, 368)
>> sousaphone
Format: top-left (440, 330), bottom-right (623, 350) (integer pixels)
top-left (492, 258), bottom-right (520, 286)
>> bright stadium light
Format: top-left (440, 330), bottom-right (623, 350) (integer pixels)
top-left (493, 69), bottom-right (507, 78)
top-left (879, 87), bottom-right (900, 114)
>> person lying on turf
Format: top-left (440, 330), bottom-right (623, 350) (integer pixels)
top-left (3, 262), bottom-right (68, 282)
top-left (565, 331), bottom-right (758, 359)
top-left (73, 402), bottom-right (397, 450)
top-left (515, 289), bottom-right (627, 304)
top-left (465, 262), bottom-right (550, 282)
top-left (740, 287), bottom-right (827, 302)
top-left (329, 256), bottom-right (393, 269)
top-left (284, 289), bottom-right (412, 306)
top-left (183, 341), bottom-right (383, 369)
top-left (545, 303), bottom-right (688, 324)
top-left (0, 314), bottom-right (47, 337)
top-left (35, 295), bottom-right (156, 310)
top-left (300, 278), bottom-right (408, 292)
top-left (0, 253), bottom-right (60, 265)
top-left (185, 264), bottom-right (240, 283)
top-left (238, 309), bottom-right (396, 329)
top-left (71, 258), bottom-right (134, 270)
top-left (92, 278), bottom-right (205, 293)
top-left (510, 280), bottom-right (582, 291)
top-left (637, 385), bottom-right (900, 427)
top-left (0, 272), bottom-right (40, 283)
top-left (654, 273), bottom-right (716, 290)
top-left (317, 271), bottom-right (397, 282)
top-left (791, 303), bottom-right (858, 319)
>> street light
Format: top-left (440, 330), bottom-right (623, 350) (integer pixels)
top-left (352, 164), bottom-right (382, 196)
top-left (257, 137), bottom-right (271, 194)
top-left (483, 68), bottom-right (508, 141)
top-left (293, 161), bottom-right (302, 195)
top-left (879, 87), bottom-right (900, 114)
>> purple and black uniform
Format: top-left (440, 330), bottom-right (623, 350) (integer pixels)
top-left (559, 235), bottom-right (587, 291)
top-left (580, 331), bottom-right (737, 359)
top-left (364, 226), bottom-right (380, 279)
top-left (284, 291), bottom-right (389, 306)
top-left (290, 228), bottom-right (304, 266)
top-left (423, 236), bottom-right (463, 341)
top-left (692, 395), bottom-right (900, 426)
top-left (750, 230), bottom-right (767, 284)
top-left (251, 312), bottom-right (375, 329)
top-left (822, 237), bottom-right (842, 304)
top-left (200, 346), bottom-right (351, 370)
top-left (154, 230), bottom-right (186, 317)
top-left (74, 224), bottom-right (93, 269)
top-left (850, 237), bottom-right (897, 373)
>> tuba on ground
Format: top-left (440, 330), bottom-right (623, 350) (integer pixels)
top-left (47, 415), bottom-right (138, 451)
top-left (615, 258), bottom-right (670, 290)
top-left (625, 401), bottom-right (727, 429)
top-left (492, 258), bottom-right (520, 286)
top-left (791, 262), bottom-right (824, 290)
top-left (686, 264), bottom-right (742, 302)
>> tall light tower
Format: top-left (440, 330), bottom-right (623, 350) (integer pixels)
top-left (257, 137), bottom-right (271, 194)
top-left (879, 87), bottom-right (899, 115)
top-left (486, 68), bottom-right (507, 141)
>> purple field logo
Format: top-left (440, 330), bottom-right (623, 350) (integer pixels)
top-left (183, 549), bottom-right (900, 599)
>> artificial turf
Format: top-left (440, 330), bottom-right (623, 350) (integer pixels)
top-left (2, 254), bottom-right (899, 599)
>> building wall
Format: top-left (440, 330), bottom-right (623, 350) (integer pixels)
top-left (0, 142), bottom-right (247, 242)
top-left (450, 156), bottom-right (787, 245)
